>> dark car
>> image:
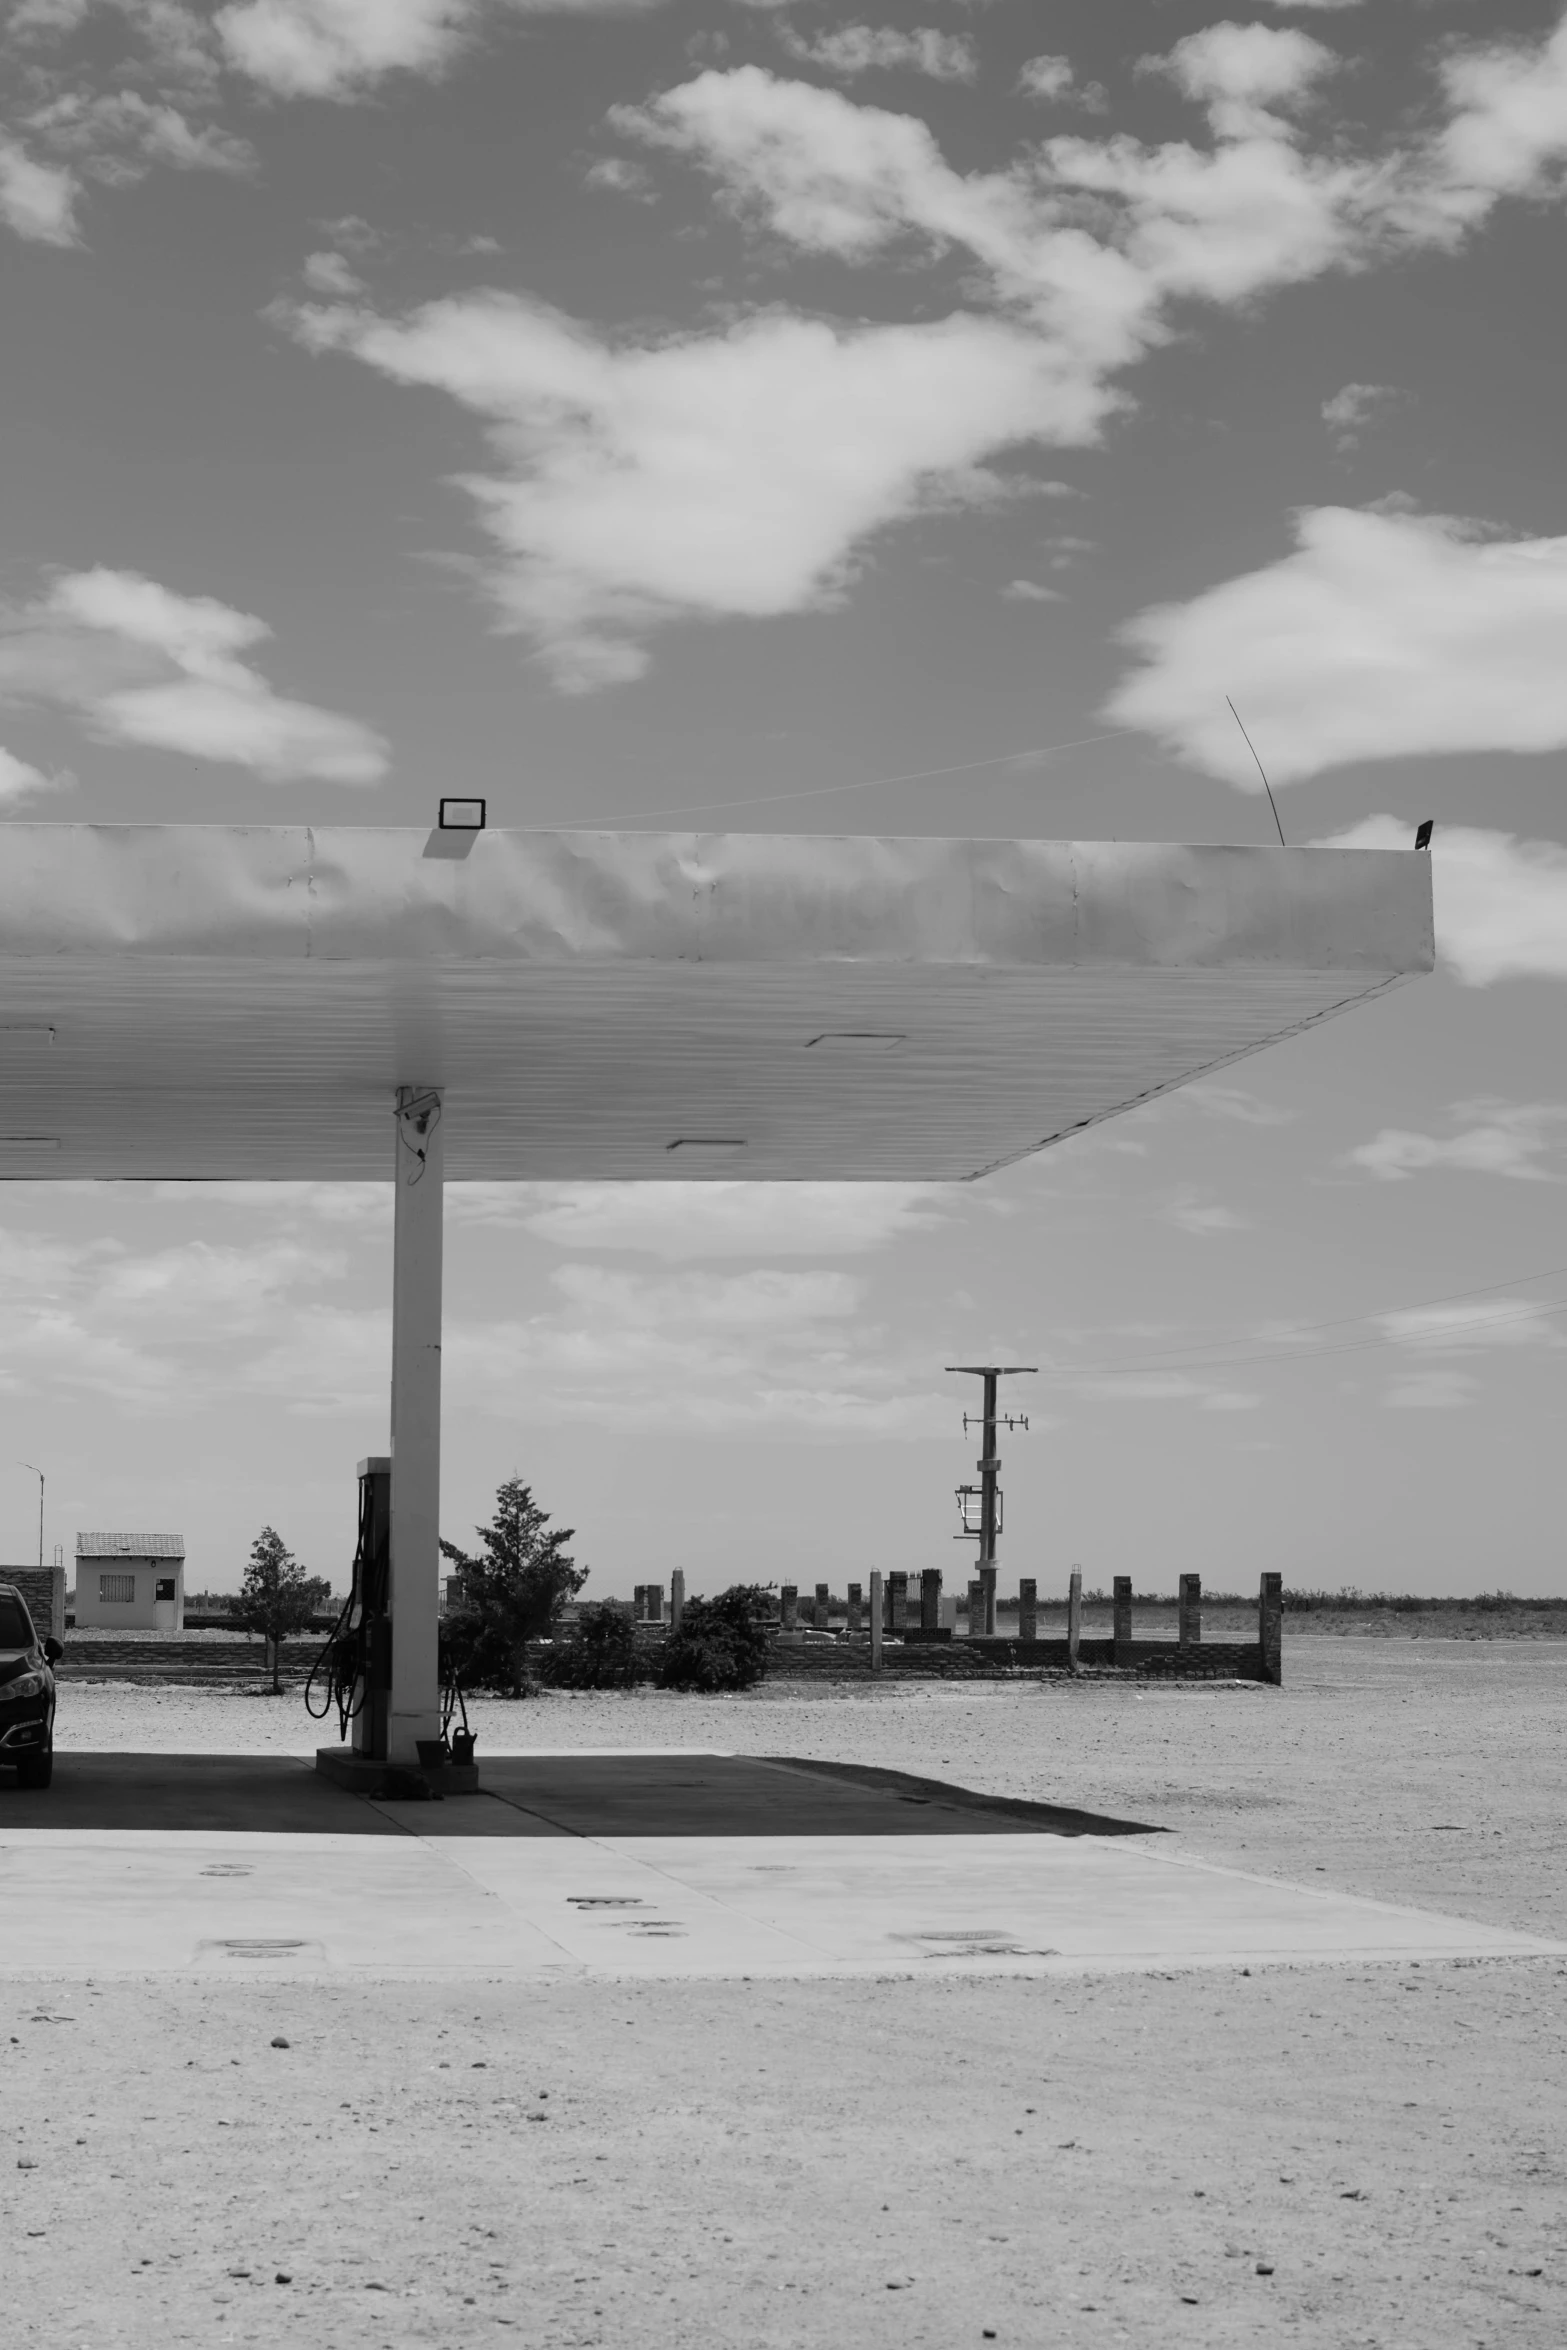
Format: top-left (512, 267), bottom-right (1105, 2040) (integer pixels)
top-left (0, 1583), bottom-right (61, 1789)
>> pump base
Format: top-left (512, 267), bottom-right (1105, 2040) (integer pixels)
top-left (314, 1746), bottom-right (480, 1799)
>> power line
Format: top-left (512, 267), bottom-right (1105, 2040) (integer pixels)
top-left (526, 730), bottom-right (1143, 831)
top-left (1051, 1260), bottom-right (1567, 1381)
top-left (1066, 1297), bottom-right (1567, 1382)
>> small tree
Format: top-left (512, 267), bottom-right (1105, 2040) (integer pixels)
top-left (233, 1527), bottom-right (327, 1694)
top-left (660, 1584), bottom-right (772, 1694)
top-left (440, 1476), bottom-right (587, 1697)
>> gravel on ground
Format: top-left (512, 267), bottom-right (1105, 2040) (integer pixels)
top-left (8, 1637), bottom-right (1565, 2349)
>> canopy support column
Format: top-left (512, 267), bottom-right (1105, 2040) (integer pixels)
top-left (389, 1085), bottom-right (444, 1764)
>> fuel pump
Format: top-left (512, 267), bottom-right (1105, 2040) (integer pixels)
top-left (349, 1456), bottom-right (392, 1758)
top-left (306, 1455), bottom-right (391, 1756)
top-left (307, 1450), bottom-right (475, 1778)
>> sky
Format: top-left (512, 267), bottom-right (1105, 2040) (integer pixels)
top-left (1, 0), bottom-right (1566, 1600)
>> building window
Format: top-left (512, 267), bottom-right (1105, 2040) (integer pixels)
top-left (155, 1578), bottom-right (176, 1602)
top-left (100, 1574), bottom-right (136, 1604)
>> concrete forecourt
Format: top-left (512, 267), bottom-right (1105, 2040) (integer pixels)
top-left (4, 1649), bottom-right (1565, 2348)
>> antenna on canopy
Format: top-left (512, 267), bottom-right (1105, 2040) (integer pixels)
top-left (1226, 697), bottom-right (1287, 850)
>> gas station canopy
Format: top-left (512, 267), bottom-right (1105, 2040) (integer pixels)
top-left (1, 821), bottom-right (1433, 1772)
top-left (0, 826), bottom-right (1432, 1181)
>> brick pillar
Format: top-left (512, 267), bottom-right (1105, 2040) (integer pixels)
top-left (920, 1568), bottom-right (941, 1631)
top-left (1113, 1575), bottom-right (1132, 1662)
top-left (814, 1582), bottom-right (832, 1630)
top-left (846, 1582), bottom-right (863, 1634)
top-left (967, 1579), bottom-right (983, 1637)
top-left (888, 1571), bottom-right (909, 1634)
top-left (1067, 1568), bottom-right (1082, 1670)
top-left (647, 1583), bottom-right (664, 1626)
top-left (1017, 1578), bottom-right (1037, 1643)
top-left (1259, 1571), bottom-right (1283, 1686)
top-left (869, 1571), bottom-right (883, 1671)
top-left (979, 1563), bottom-right (997, 1638)
top-left (1178, 1573), bottom-right (1201, 1646)
top-left (13, 1566), bottom-right (64, 1646)
top-left (780, 1584), bottom-right (798, 1631)
top-left (670, 1569), bottom-right (685, 1631)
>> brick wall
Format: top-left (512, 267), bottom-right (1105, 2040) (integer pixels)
top-left (4, 1565), bottom-right (65, 1644)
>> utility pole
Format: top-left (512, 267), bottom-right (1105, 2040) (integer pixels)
top-left (945, 1367), bottom-right (1035, 1635)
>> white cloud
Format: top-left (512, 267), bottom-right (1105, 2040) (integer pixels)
top-left (1146, 21), bottom-right (1339, 135)
top-left (0, 1191), bottom-right (949, 1438)
top-left (314, 211), bottom-right (380, 253)
top-left (1067, 1366), bottom-right (1251, 1409)
top-left (96, 1237), bottom-right (347, 1316)
top-left (1384, 1367), bottom-right (1474, 1411)
top-left (148, 1180), bottom-right (390, 1224)
top-left (614, 70), bottom-right (1027, 274)
top-left (0, 136), bottom-right (80, 244)
top-left (492, 1180), bottom-right (950, 1257)
top-left (583, 155), bottom-right (655, 200)
top-left (552, 1261), bottom-right (861, 1329)
top-left (1179, 1082), bottom-right (1295, 1127)
top-left (1107, 507), bottom-right (1567, 787)
top-left (213, 0), bottom-right (479, 99)
top-left (0, 567), bottom-right (388, 781)
top-left (300, 248), bottom-right (366, 295)
top-left (1162, 1195), bottom-right (1249, 1236)
top-left (0, 15), bottom-right (252, 237)
top-left (284, 292), bottom-right (1103, 688)
top-left (1017, 56), bottom-right (1074, 103)
top-left (0, 744), bottom-right (70, 804)
top-left (1378, 1288), bottom-right (1566, 1407)
top-left (24, 89), bottom-right (254, 181)
top-left (302, 46), bottom-right (1403, 683)
top-left (778, 25), bottom-right (978, 85)
top-left (1323, 819), bottom-right (1567, 988)
top-left (0, 0), bottom-right (685, 239)
top-left (1346, 1104), bottom-right (1567, 1183)
top-left (1001, 579), bottom-right (1063, 603)
top-left (73, 11), bottom-right (1563, 688)
top-left (1426, 16), bottom-right (1567, 232)
top-left (0, 1218), bottom-right (363, 1415)
top-left (1320, 379), bottom-right (1402, 449)
top-left (212, 0), bottom-right (679, 101)
top-left (440, 1261), bottom-right (942, 1434)
top-left (212, 1246), bottom-right (948, 1435)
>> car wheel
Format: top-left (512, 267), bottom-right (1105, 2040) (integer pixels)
top-left (16, 1745), bottom-right (52, 1789)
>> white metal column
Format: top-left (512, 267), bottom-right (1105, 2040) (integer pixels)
top-left (389, 1084), bottom-right (444, 1762)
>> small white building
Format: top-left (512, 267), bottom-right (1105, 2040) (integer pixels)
top-left (74, 1533), bottom-right (185, 1631)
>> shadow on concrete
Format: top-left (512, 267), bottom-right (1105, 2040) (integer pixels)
top-left (3, 1752), bottom-right (1162, 1839)
top-left (0, 1755), bottom-right (407, 1834)
top-left (762, 1758), bottom-right (1163, 1837)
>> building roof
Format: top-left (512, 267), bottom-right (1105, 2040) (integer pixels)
top-left (76, 1533), bottom-right (185, 1559)
top-left (0, 825), bottom-right (1432, 1182)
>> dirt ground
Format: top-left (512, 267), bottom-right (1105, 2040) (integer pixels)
top-left (7, 1639), bottom-right (1566, 2348)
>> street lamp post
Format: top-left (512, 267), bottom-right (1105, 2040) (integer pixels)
top-left (19, 1463), bottom-right (43, 1569)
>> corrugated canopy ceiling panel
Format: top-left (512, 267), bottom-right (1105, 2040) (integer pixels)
top-left (0, 827), bottom-right (1432, 1181)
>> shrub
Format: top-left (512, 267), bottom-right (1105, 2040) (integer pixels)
top-left (537, 1602), bottom-right (639, 1690)
top-left (660, 1585), bottom-right (772, 1694)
